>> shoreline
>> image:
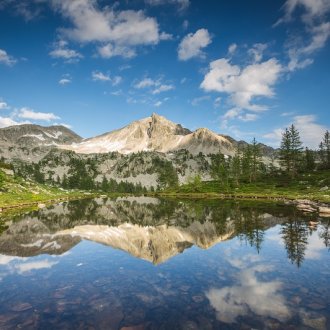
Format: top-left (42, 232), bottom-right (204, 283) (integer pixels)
top-left (0, 191), bottom-right (329, 217)
top-left (0, 193), bottom-right (98, 214)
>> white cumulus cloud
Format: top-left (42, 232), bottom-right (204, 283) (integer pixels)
top-left (178, 28), bottom-right (212, 61)
top-left (201, 57), bottom-right (282, 111)
top-left (0, 117), bottom-right (22, 128)
top-left (206, 265), bottom-right (290, 324)
top-left (51, 0), bottom-right (170, 58)
top-left (18, 108), bottom-right (60, 121)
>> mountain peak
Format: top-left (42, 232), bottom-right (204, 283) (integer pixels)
top-left (59, 113), bottom-right (234, 155)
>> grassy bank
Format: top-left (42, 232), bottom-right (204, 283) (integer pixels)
top-left (160, 170), bottom-right (330, 203)
top-left (0, 171), bottom-right (96, 211)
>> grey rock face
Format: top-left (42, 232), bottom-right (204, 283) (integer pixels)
top-left (0, 124), bottom-right (82, 162)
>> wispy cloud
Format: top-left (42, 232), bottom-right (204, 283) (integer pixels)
top-left (92, 71), bottom-right (122, 86)
top-left (49, 40), bottom-right (83, 62)
top-left (0, 100), bottom-right (10, 110)
top-left (0, 48), bottom-right (16, 66)
top-left (134, 76), bottom-right (175, 94)
top-left (145, 0), bottom-right (190, 11)
top-left (276, 0), bottom-right (330, 71)
top-left (191, 95), bottom-right (210, 106)
top-left (228, 43), bottom-right (237, 55)
top-left (59, 78), bottom-right (71, 85)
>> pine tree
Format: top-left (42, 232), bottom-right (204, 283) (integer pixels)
top-left (242, 145), bottom-right (253, 182)
top-left (231, 153), bottom-right (241, 186)
top-left (101, 175), bottom-right (108, 192)
top-left (304, 147), bottom-right (315, 171)
top-left (279, 124), bottom-right (303, 178)
top-left (319, 130), bottom-right (330, 169)
top-left (210, 153), bottom-right (229, 187)
top-left (62, 174), bottom-right (68, 189)
top-left (250, 138), bottom-right (262, 182)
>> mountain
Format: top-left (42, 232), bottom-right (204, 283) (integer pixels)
top-left (0, 124), bottom-right (82, 161)
top-left (0, 114), bottom-right (276, 188)
top-left (59, 113), bottom-right (235, 156)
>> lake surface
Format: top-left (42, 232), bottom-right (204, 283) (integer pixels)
top-left (0, 197), bottom-right (329, 329)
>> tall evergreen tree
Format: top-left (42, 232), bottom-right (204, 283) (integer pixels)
top-left (210, 153), bottom-right (229, 187)
top-left (231, 152), bottom-right (241, 186)
top-left (101, 175), bottom-right (108, 192)
top-left (319, 130), bottom-right (330, 169)
top-left (241, 145), bottom-right (253, 182)
top-left (304, 147), bottom-right (315, 171)
top-left (279, 124), bottom-right (303, 178)
top-left (250, 138), bottom-right (262, 182)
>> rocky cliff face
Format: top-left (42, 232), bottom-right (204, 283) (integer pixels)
top-left (59, 113), bottom-right (235, 156)
top-left (0, 124), bottom-right (82, 162)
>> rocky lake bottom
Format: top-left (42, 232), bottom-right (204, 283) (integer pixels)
top-left (0, 197), bottom-right (329, 329)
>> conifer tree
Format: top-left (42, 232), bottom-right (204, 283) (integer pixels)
top-left (279, 124), bottom-right (303, 178)
top-left (242, 145), bottom-right (252, 182)
top-left (319, 130), bottom-right (330, 169)
top-left (231, 153), bottom-right (241, 186)
top-left (250, 138), bottom-right (262, 182)
top-left (101, 175), bottom-right (108, 192)
top-left (304, 147), bottom-right (315, 171)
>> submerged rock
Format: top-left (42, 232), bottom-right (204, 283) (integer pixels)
top-left (11, 302), bottom-right (32, 312)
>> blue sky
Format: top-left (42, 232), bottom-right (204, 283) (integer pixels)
top-left (0, 0), bottom-right (329, 148)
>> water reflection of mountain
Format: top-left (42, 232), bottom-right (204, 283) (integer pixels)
top-left (0, 197), bottom-right (328, 264)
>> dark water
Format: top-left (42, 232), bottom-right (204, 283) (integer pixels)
top-left (0, 197), bottom-right (329, 329)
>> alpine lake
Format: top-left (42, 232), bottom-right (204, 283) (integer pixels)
top-left (0, 197), bottom-right (329, 330)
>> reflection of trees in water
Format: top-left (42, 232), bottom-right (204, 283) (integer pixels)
top-left (0, 221), bottom-right (8, 235)
top-left (6, 197), bottom-right (329, 266)
top-left (231, 206), bottom-right (265, 253)
top-left (319, 219), bottom-right (330, 250)
top-left (280, 213), bottom-right (309, 268)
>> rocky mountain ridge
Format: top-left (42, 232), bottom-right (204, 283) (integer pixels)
top-left (0, 124), bottom-right (82, 162)
top-left (0, 113), bottom-right (276, 189)
top-left (59, 113), bottom-right (235, 156)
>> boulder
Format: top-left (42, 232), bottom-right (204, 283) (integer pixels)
top-left (319, 206), bottom-right (330, 217)
top-left (296, 203), bottom-right (317, 213)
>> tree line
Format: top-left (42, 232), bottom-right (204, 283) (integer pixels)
top-left (208, 127), bottom-right (330, 187)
